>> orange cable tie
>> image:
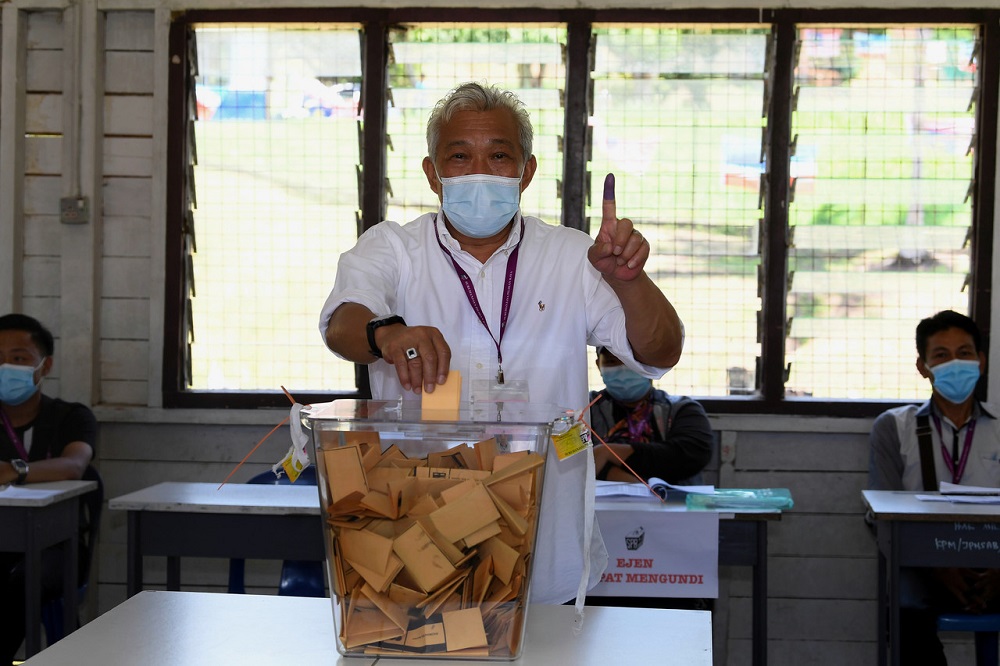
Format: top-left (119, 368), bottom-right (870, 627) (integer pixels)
top-left (582, 415), bottom-right (667, 505)
top-left (578, 392), bottom-right (604, 420)
top-left (217, 415), bottom-right (290, 490)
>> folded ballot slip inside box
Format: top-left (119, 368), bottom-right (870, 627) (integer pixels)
top-left (299, 399), bottom-right (571, 660)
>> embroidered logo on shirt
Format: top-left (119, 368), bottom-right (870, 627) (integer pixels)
top-left (538, 301), bottom-right (545, 311)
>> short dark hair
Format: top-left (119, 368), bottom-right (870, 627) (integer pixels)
top-left (0, 313), bottom-right (55, 357)
top-left (915, 310), bottom-right (982, 360)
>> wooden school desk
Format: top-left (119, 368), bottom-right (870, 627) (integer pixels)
top-left (0, 480), bottom-right (96, 657)
top-left (108, 481), bottom-right (325, 596)
top-left (863, 489), bottom-right (1000, 666)
top-left (22, 590), bottom-right (713, 665)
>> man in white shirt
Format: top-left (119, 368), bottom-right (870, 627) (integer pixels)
top-left (319, 81), bottom-right (683, 605)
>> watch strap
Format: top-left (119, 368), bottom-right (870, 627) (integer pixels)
top-left (11, 458), bottom-right (28, 485)
top-left (366, 315), bottom-right (406, 359)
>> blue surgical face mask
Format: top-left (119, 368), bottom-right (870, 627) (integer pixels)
top-left (929, 358), bottom-right (981, 404)
top-left (600, 365), bottom-right (653, 403)
top-left (438, 171), bottom-right (522, 239)
top-left (0, 360), bottom-right (44, 406)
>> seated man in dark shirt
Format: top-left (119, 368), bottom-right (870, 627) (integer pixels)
top-left (0, 313), bottom-right (98, 662)
top-left (590, 346), bottom-right (713, 485)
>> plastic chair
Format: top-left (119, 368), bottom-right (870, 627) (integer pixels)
top-left (227, 466), bottom-right (326, 597)
top-left (937, 613), bottom-right (1000, 666)
top-left (41, 464), bottom-right (104, 643)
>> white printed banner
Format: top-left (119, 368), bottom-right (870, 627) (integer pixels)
top-left (591, 509), bottom-right (720, 598)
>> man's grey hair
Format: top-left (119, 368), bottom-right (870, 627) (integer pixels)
top-left (426, 82), bottom-right (534, 169)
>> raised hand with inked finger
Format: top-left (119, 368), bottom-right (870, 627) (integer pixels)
top-left (585, 172), bottom-right (683, 369)
top-left (587, 173), bottom-right (650, 283)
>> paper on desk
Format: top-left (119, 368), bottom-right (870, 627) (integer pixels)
top-left (914, 482), bottom-right (1000, 504)
top-left (939, 481), bottom-right (1000, 495)
top-left (916, 490), bottom-right (1000, 504)
top-left (1, 486), bottom-right (61, 499)
top-left (595, 478), bottom-right (714, 500)
top-left (945, 495), bottom-right (1000, 504)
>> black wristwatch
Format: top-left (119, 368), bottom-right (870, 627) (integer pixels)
top-left (366, 315), bottom-right (406, 359)
top-left (11, 458), bottom-right (28, 485)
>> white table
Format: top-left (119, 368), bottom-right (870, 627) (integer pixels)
top-left (0, 480), bottom-right (96, 657)
top-left (862, 489), bottom-right (1000, 666)
top-left (108, 482), bottom-right (325, 595)
top-left (22, 590), bottom-right (713, 665)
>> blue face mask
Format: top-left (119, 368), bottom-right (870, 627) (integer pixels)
top-left (929, 358), bottom-right (981, 404)
top-left (600, 365), bottom-right (653, 403)
top-left (438, 172), bottom-right (521, 239)
top-left (0, 361), bottom-right (43, 406)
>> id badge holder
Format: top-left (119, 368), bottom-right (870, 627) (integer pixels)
top-left (470, 378), bottom-right (530, 403)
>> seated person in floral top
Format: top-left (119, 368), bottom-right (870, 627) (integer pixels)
top-left (590, 347), bottom-right (712, 485)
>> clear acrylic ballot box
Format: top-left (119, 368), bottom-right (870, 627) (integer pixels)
top-left (300, 399), bottom-right (569, 660)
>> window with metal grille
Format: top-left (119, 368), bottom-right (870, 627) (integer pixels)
top-left (164, 10), bottom-right (996, 413)
top-left (587, 24), bottom-right (770, 398)
top-left (786, 25), bottom-right (978, 400)
top-left (385, 24), bottom-right (566, 226)
top-left (170, 22), bottom-right (364, 400)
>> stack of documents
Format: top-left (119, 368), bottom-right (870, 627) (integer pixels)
top-left (917, 482), bottom-right (1000, 504)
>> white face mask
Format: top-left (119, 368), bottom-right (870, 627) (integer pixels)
top-left (438, 171), bottom-right (522, 238)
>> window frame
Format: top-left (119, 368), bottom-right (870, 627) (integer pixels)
top-left (163, 8), bottom-right (998, 415)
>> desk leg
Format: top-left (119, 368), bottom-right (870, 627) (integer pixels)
top-left (23, 534), bottom-right (41, 657)
top-left (126, 511), bottom-right (142, 597)
top-left (752, 521), bottom-right (768, 666)
top-left (877, 540), bottom-right (887, 666)
top-left (889, 522), bottom-right (900, 666)
top-left (167, 557), bottom-right (181, 591)
top-left (63, 536), bottom-right (79, 636)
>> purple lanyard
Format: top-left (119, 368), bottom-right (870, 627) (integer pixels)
top-left (0, 410), bottom-right (30, 460)
top-left (932, 414), bottom-right (976, 484)
top-left (435, 216), bottom-right (523, 384)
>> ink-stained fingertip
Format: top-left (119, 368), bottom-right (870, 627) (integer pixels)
top-left (603, 173), bottom-right (615, 201)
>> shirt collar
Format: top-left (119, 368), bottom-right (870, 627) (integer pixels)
top-left (434, 209), bottom-right (524, 256)
top-left (920, 398), bottom-right (997, 421)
